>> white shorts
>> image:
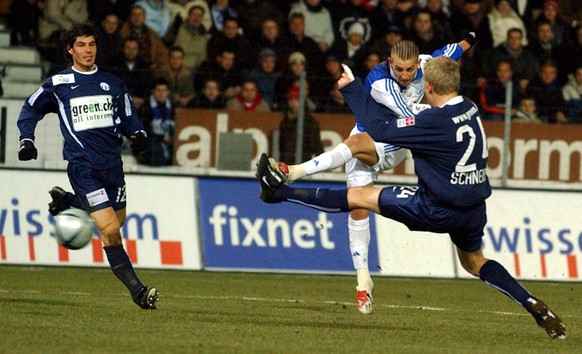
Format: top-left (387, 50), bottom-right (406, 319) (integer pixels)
top-left (345, 125), bottom-right (407, 188)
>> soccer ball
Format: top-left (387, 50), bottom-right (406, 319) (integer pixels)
top-left (54, 208), bottom-right (95, 250)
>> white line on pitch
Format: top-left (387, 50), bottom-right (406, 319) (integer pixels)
top-left (1, 289), bottom-right (578, 319)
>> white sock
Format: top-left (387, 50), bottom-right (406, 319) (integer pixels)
top-left (301, 143), bottom-right (352, 176)
top-left (356, 269), bottom-right (373, 291)
top-left (349, 216), bottom-right (373, 290)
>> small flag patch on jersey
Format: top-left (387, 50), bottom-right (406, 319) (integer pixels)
top-left (397, 117), bottom-right (415, 127)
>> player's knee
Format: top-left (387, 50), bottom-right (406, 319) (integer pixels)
top-left (459, 257), bottom-right (487, 277)
top-left (346, 133), bottom-right (374, 154)
top-left (97, 222), bottom-right (122, 246)
top-left (456, 248), bottom-right (487, 277)
top-left (461, 262), bottom-right (480, 277)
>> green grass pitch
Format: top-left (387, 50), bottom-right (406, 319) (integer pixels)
top-left (0, 266), bottom-right (580, 353)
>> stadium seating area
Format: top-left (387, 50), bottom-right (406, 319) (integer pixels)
top-left (1, 0), bottom-right (581, 123)
top-left (0, 15), bottom-right (44, 99)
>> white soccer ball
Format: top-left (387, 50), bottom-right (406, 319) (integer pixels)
top-left (54, 208), bottom-right (95, 250)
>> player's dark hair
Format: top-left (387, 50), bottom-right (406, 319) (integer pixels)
top-left (390, 40), bottom-right (419, 61)
top-left (61, 22), bottom-right (98, 63)
top-left (62, 22), bottom-right (98, 50)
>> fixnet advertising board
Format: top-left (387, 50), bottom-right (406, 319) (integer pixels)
top-left (0, 170), bottom-right (202, 270)
top-left (197, 177), bottom-right (379, 273)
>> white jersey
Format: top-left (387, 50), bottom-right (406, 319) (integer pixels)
top-left (363, 43), bottom-right (464, 125)
top-left (346, 43), bottom-right (465, 187)
top-left (367, 54), bottom-right (433, 120)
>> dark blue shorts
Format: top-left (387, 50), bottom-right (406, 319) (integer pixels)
top-left (67, 162), bottom-right (127, 213)
top-left (377, 186), bottom-right (486, 252)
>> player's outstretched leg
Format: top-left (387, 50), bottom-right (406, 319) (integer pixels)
top-left (479, 260), bottom-right (566, 339)
top-left (268, 143), bottom-right (353, 184)
top-left (461, 250), bottom-right (567, 339)
top-left (256, 153), bottom-right (351, 212)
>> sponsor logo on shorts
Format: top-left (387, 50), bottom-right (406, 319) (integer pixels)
top-left (86, 188), bottom-right (109, 207)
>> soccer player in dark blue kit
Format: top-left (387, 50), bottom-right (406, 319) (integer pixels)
top-left (256, 57), bottom-right (566, 339)
top-left (17, 23), bottom-right (158, 310)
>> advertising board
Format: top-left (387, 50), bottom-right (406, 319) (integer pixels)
top-left (197, 177), bottom-right (379, 273)
top-left (0, 170), bottom-right (202, 270)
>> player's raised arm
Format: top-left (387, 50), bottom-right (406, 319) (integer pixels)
top-left (431, 32), bottom-right (477, 61)
top-left (458, 32), bottom-right (477, 53)
top-left (337, 63), bottom-right (355, 89)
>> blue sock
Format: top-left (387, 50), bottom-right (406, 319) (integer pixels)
top-left (104, 244), bottom-right (145, 300)
top-left (274, 184), bottom-right (350, 212)
top-left (479, 260), bottom-right (532, 308)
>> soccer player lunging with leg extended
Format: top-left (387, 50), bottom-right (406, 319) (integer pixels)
top-left (256, 58), bottom-right (566, 339)
top-left (267, 36), bottom-right (475, 314)
top-left (17, 23), bottom-right (158, 310)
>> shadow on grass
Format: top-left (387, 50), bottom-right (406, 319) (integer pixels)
top-left (0, 297), bottom-right (78, 307)
top-left (179, 306), bottom-right (411, 331)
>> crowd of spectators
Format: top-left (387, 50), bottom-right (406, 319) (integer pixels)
top-left (5, 0), bottom-right (582, 126)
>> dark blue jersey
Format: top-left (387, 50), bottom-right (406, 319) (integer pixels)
top-left (17, 66), bottom-right (144, 169)
top-left (341, 78), bottom-right (492, 208)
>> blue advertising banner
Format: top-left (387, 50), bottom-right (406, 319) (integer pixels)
top-left (198, 177), bottom-right (379, 273)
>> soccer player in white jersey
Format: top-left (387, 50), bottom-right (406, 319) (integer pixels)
top-left (268, 36), bottom-right (475, 314)
top-left (256, 58), bottom-right (566, 340)
top-left (17, 23), bottom-right (158, 309)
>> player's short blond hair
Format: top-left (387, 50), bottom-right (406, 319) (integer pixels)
top-left (423, 57), bottom-right (460, 95)
top-left (390, 40), bottom-right (419, 61)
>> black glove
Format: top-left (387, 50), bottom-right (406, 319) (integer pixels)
top-left (18, 140), bottom-right (38, 161)
top-left (462, 31), bottom-right (477, 48)
top-left (130, 130), bottom-right (149, 156)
